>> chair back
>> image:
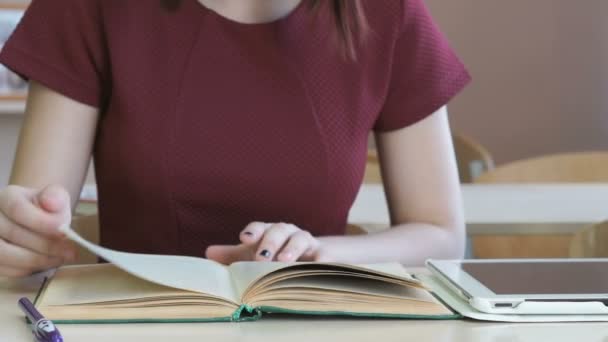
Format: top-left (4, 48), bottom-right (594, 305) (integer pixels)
top-left (473, 151), bottom-right (608, 258)
top-left (363, 133), bottom-right (494, 184)
top-left (476, 152), bottom-right (608, 183)
top-left (570, 221), bottom-right (608, 258)
top-left (453, 134), bottom-right (494, 183)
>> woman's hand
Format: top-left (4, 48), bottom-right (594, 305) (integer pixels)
top-left (205, 222), bottom-right (325, 264)
top-left (0, 185), bottom-right (77, 278)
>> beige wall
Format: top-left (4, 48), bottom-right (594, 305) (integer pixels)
top-left (427, 0), bottom-right (608, 163)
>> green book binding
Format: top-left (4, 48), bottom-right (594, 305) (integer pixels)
top-left (32, 227), bottom-right (461, 324)
top-left (38, 306), bottom-right (458, 325)
top-left (255, 306), bottom-right (460, 320)
top-left (33, 263), bottom-right (460, 324)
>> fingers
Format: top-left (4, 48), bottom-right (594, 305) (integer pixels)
top-left (216, 222), bottom-right (320, 264)
top-left (36, 185), bottom-right (71, 216)
top-left (0, 185), bottom-right (73, 278)
top-left (205, 244), bottom-right (252, 265)
top-left (0, 265), bottom-right (31, 278)
top-left (276, 230), bottom-right (318, 262)
top-left (0, 238), bottom-right (64, 274)
top-left (254, 223), bottom-right (300, 261)
top-left (0, 186), bottom-right (67, 238)
top-left (239, 222), bottom-right (271, 246)
top-left (0, 215), bottom-right (76, 261)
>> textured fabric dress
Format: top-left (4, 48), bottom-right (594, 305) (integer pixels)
top-left (0, 0), bottom-right (471, 256)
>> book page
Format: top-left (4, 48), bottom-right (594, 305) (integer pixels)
top-left (239, 267), bottom-right (453, 316)
top-left (229, 261), bottom-right (420, 299)
top-left (229, 262), bottom-right (295, 297)
top-left (61, 226), bottom-right (238, 303)
top-left (40, 264), bottom-right (200, 305)
top-left (256, 275), bottom-right (437, 302)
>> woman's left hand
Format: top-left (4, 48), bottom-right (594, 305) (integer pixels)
top-left (205, 222), bottom-right (324, 264)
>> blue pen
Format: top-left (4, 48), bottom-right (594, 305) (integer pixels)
top-left (18, 297), bottom-right (63, 342)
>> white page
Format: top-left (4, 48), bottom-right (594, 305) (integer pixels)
top-left (42, 265), bottom-right (191, 306)
top-left (61, 226), bottom-right (237, 303)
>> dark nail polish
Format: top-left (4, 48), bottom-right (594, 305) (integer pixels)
top-left (243, 231), bottom-right (253, 236)
top-left (260, 250), bottom-right (272, 258)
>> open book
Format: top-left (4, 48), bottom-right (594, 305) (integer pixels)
top-left (34, 227), bottom-right (457, 323)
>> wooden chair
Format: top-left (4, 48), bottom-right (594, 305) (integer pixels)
top-left (346, 224), bottom-right (369, 236)
top-left (363, 149), bottom-right (382, 183)
top-left (363, 133), bottom-right (494, 184)
top-left (475, 152), bottom-right (608, 183)
top-left (473, 151), bottom-right (608, 259)
top-left (569, 221), bottom-right (608, 258)
top-left (453, 134), bottom-right (495, 183)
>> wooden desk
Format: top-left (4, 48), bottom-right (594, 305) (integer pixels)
top-left (350, 184), bottom-right (608, 235)
top-left (2, 269), bottom-right (607, 342)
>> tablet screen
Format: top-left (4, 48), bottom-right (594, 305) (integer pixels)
top-left (461, 261), bottom-right (608, 294)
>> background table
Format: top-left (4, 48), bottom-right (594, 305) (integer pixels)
top-left (349, 184), bottom-right (608, 235)
top-left (2, 269), bottom-right (608, 342)
top-left (80, 183), bottom-right (608, 234)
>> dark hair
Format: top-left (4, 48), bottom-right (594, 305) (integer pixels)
top-left (160, 0), bottom-right (368, 59)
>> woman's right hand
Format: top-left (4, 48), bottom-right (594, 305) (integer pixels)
top-left (0, 185), bottom-right (77, 278)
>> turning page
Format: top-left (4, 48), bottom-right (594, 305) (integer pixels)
top-left (60, 226), bottom-right (238, 303)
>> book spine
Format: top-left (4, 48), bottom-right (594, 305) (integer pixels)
top-left (231, 304), bottom-right (262, 322)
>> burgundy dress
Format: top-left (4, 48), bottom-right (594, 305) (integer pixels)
top-left (0, 0), bottom-right (470, 256)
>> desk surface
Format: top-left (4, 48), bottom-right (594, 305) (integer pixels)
top-left (2, 269), bottom-right (608, 342)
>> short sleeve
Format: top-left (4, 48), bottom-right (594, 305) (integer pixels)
top-left (0, 0), bottom-right (109, 108)
top-left (374, 0), bottom-right (471, 132)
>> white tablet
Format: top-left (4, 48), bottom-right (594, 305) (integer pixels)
top-left (426, 259), bottom-right (608, 315)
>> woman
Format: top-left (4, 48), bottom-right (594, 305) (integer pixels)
top-left (0, 0), bottom-right (470, 277)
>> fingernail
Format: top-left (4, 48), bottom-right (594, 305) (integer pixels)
top-left (243, 231), bottom-right (253, 236)
top-left (259, 250), bottom-right (272, 258)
